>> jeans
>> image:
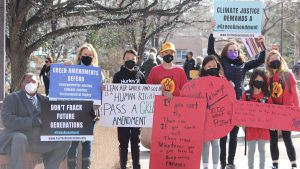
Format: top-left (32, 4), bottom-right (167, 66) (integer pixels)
top-left (118, 127), bottom-right (141, 169)
top-left (202, 139), bottom-right (219, 165)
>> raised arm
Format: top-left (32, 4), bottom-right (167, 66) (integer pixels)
top-left (207, 34), bottom-right (218, 56)
top-left (244, 50), bottom-right (266, 70)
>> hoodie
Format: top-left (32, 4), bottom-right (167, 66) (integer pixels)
top-left (113, 66), bottom-right (146, 85)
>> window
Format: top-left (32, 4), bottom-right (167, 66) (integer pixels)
top-left (176, 49), bottom-right (187, 60)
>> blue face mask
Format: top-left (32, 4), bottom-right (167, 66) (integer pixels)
top-left (227, 51), bottom-right (238, 60)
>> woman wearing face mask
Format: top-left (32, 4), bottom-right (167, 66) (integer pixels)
top-left (265, 50), bottom-right (298, 169)
top-left (39, 56), bottom-right (53, 96)
top-left (208, 23), bottom-right (266, 169)
top-left (242, 69), bottom-right (272, 169)
top-left (112, 49), bottom-right (146, 169)
top-left (67, 43), bottom-right (100, 169)
top-left (199, 55), bottom-right (223, 169)
top-left (147, 42), bottom-right (187, 100)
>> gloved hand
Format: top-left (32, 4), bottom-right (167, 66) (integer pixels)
top-left (32, 116), bottom-right (42, 127)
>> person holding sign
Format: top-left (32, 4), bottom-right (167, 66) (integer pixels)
top-left (0, 73), bottom-right (71, 169)
top-left (265, 50), bottom-right (299, 169)
top-left (113, 49), bottom-right (146, 169)
top-left (184, 51), bottom-right (196, 80)
top-left (67, 43), bottom-right (100, 169)
top-left (147, 42), bottom-right (188, 100)
top-left (242, 69), bottom-right (272, 169)
top-left (39, 55), bottom-right (53, 96)
top-left (208, 21), bottom-right (266, 169)
top-left (199, 55), bottom-right (223, 169)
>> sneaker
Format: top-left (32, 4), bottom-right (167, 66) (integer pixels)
top-left (226, 164), bottom-right (236, 169)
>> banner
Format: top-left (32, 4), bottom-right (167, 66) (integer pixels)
top-left (150, 96), bottom-right (205, 169)
top-left (180, 76), bottom-right (235, 142)
top-left (49, 64), bottom-right (102, 104)
top-left (233, 100), bottom-right (300, 131)
top-left (40, 100), bottom-right (94, 141)
top-left (100, 84), bottom-right (161, 127)
top-left (213, 0), bottom-right (263, 38)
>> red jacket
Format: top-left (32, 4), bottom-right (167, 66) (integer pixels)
top-left (242, 92), bottom-right (272, 141)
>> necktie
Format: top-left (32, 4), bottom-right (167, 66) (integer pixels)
top-left (29, 96), bottom-right (37, 109)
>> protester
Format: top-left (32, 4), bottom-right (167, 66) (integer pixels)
top-left (199, 55), bottom-right (222, 169)
top-left (141, 51), bottom-right (158, 80)
top-left (67, 43), bottom-right (100, 169)
top-left (147, 42), bottom-right (187, 100)
top-left (208, 21), bottom-right (266, 169)
top-left (0, 73), bottom-right (71, 169)
top-left (184, 51), bottom-right (196, 80)
top-left (195, 56), bottom-right (204, 71)
top-left (242, 69), bottom-right (272, 169)
top-left (113, 49), bottom-right (146, 169)
top-left (265, 50), bottom-right (298, 169)
top-left (39, 55), bottom-right (53, 96)
top-left (149, 47), bottom-right (162, 65)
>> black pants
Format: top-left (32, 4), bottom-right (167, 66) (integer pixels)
top-left (270, 130), bottom-right (296, 162)
top-left (220, 126), bottom-right (239, 166)
top-left (118, 127), bottom-right (141, 169)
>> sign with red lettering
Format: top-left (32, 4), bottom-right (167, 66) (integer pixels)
top-left (150, 96), bottom-right (205, 169)
top-left (233, 100), bottom-right (300, 131)
top-left (180, 76), bottom-right (235, 142)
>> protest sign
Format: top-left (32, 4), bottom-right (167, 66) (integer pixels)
top-left (49, 64), bottom-right (102, 104)
top-left (100, 84), bottom-right (161, 127)
top-left (213, 0), bottom-right (263, 38)
top-left (40, 100), bottom-right (94, 141)
top-left (242, 37), bottom-right (266, 57)
top-left (233, 100), bottom-right (300, 131)
top-left (150, 96), bottom-right (205, 169)
top-left (180, 76), bottom-right (235, 142)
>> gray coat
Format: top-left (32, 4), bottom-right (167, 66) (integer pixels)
top-left (0, 90), bottom-right (48, 154)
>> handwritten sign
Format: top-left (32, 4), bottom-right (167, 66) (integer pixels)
top-left (180, 76), bottom-right (235, 142)
top-left (213, 0), bottom-right (263, 38)
top-left (100, 84), bottom-right (161, 127)
top-left (150, 96), bottom-right (205, 169)
top-left (40, 100), bottom-right (94, 141)
top-left (49, 64), bottom-right (102, 104)
top-left (233, 100), bottom-right (300, 131)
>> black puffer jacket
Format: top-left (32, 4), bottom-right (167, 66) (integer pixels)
top-left (207, 34), bottom-right (266, 99)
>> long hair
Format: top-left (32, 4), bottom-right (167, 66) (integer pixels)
top-left (248, 69), bottom-right (269, 96)
top-left (75, 43), bottom-right (99, 66)
top-left (265, 50), bottom-right (289, 78)
top-left (220, 41), bottom-right (247, 62)
top-left (199, 55), bottom-right (222, 77)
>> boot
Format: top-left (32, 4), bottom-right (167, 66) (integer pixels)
top-left (82, 158), bottom-right (91, 169)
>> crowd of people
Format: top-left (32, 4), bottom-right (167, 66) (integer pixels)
top-left (0, 25), bottom-right (299, 169)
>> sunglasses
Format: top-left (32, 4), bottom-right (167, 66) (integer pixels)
top-left (45, 61), bottom-right (49, 63)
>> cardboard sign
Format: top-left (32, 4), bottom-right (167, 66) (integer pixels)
top-left (150, 96), bottom-right (205, 169)
top-left (49, 64), bottom-right (102, 104)
top-left (233, 100), bottom-right (300, 131)
top-left (100, 84), bottom-right (161, 127)
top-left (180, 76), bottom-right (235, 142)
top-left (40, 100), bottom-right (94, 141)
top-left (213, 0), bottom-right (263, 38)
top-left (242, 38), bottom-right (266, 58)
top-left (189, 70), bottom-right (199, 79)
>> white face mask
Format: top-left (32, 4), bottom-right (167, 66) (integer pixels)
top-left (25, 82), bottom-right (38, 94)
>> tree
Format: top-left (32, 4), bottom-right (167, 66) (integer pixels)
top-left (6, 0), bottom-right (204, 91)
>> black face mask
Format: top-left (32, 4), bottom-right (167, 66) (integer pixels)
top-left (124, 60), bottom-right (136, 69)
top-left (269, 60), bottom-right (281, 69)
top-left (253, 80), bottom-right (264, 89)
top-left (206, 68), bottom-right (219, 76)
top-left (163, 54), bottom-right (174, 63)
top-left (81, 56), bottom-right (93, 66)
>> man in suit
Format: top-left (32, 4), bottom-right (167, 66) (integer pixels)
top-left (0, 73), bottom-right (71, 169)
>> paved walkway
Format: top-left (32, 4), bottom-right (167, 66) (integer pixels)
top-left (135, 132), bottom-right (300, 169)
